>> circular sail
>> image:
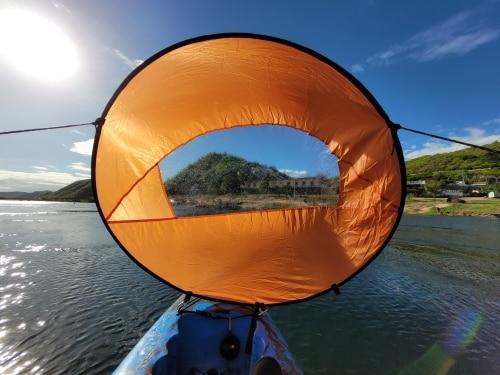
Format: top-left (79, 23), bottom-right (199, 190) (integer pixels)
top-left (92, 34), bottom-right (406, 305)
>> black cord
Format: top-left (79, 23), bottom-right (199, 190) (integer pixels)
top-left (1, 120), bottom-right (498, 156)
top-left (0, 121), bottom-right (96, 135)
top-left (393, 124), bottom-right (500, 155)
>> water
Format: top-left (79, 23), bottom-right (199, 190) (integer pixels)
top-left (0, 200), bottom-right (498, 374)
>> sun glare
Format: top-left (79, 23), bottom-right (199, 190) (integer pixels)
top-left (0, 8), bottom-right (78, 82)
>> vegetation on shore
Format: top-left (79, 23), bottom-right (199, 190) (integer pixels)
top-left (173, 193), bottom-right (338, 212)
top-left (404, 197), bottom-right (500, 217)
top-left (174, 195), bottom-right (500, 217)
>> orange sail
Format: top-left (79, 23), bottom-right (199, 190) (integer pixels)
top-left (92, 34), bottom-right (405, 305)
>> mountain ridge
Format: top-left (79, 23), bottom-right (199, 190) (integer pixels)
top-left (1, 142), bottom-right (498, 201)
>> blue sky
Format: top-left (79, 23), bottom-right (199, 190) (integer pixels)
top-left (0, 0), bottom-right (499, 191)
top-left (160, 126), bottom-right (339, 179)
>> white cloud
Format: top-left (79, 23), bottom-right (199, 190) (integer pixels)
top-left (482, 117), bottom-right (500, 127)
top-left (111, 48), bottom-right (144, 68)
top-left (0, 169), bottom-right (81, 192)
top-left (368, 11), bottom-right (500, 65)
top-left (404, 127), bottom-right (500, 160)
top-left (33, 166), bottom-right (48, 171)
top-left (279, 169), bottom-right (308, 178)
top-left (350, 64), bottom-right (364, 73)
top-left (68, 162), bottom-right (90, 174)
top-left (70, 138), bottom-right (93, 155)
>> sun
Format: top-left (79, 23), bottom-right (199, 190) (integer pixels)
top-left (0, 8), bottom-right (78, 82)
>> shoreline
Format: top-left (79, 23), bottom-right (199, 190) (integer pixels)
top-left (2, 196), bottom-right (498, 217)
top-left (172, 195), bottom-right (500, 217)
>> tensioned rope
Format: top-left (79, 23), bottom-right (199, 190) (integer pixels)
top-left (0, 120), bottom-right (499, 155)
top-left (0, 121), bottom-right (96, 135)
top-left (391, 123), bottom-right (500, 155)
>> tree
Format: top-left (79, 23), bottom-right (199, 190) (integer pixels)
top-left (257, 180), bottom-right (270, 194)
top-left (424, 180), bottom-right (443, 196)
top-left (220, 174), bottom-right (241, 194)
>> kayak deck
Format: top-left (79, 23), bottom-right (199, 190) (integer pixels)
top-left (113, 296), bottom-right (302, 375)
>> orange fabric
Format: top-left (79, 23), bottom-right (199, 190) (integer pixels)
top-left (108, 165), bottom-right (175, 222)
top-left (94, 37), bottom-right (403, 304)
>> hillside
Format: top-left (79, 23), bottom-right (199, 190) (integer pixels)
top-left (0, 179), bottom-right (93, 202)
top-left (166, 152), bottom-right (289, 195)
top-left (406, 141), bottom-right (500, 181)
top-left (3, 143), bottom-right (499, 203)
top-left (0, 190), bottom-right (51, 200)
top-left (40, 179), bottom-right (94, 202)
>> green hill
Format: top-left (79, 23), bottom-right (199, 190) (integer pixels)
top-left (0, 179), bottom-right (94, 202)
top-left (40, 179), bottom-right (94, 202)
top-left (3, 143), bottom-right (499, 203)
top-left (0, 190), bottom-right (51, 200)
top-left (166, 152), bottom-right (289, 195)
top-left (406, 141), bottom-right (500, 181)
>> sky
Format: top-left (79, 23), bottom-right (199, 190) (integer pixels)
top-left (160, 126), bottom-right (339, 179)
top-left (0, 0), bottom-right (499, 191)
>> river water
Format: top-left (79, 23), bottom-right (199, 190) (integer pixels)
top-left (0, 200), bottom-right (498, 374)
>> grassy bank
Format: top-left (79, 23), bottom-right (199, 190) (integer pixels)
top-left (404, 197), bottom-right (500, 217)
top-left (171, 194), bottom-right (338, 211)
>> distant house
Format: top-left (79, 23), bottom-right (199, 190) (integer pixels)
top-left (441, 189), bottom-right (464, 198)
top-left (488, 191), bottom-right (500, 198)
top-left (441, 183), bottom-right (472, 197)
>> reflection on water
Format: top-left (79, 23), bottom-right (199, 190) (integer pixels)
top-left (0, 200), bottom-right (498, 374)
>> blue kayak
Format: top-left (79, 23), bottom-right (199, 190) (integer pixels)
top-left (113, 295), bottom-right (303, 375)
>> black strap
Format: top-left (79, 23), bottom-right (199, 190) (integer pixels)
top-left (245, 303), bottom-right (262, 355)
top-left (331, 284), bottom-right (341, 295)
top-left (183, 292), bottom-right (192, 303)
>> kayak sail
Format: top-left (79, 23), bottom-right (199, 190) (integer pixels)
top-left (92, 33), bottom-right (406, 306)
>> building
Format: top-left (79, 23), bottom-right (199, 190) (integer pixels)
top-left (406, 180), bottom-right (426, 195)
top-left (439, 182), bottom-right (474, 197)
top-left (242, 177), bottom-right (338, 195)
